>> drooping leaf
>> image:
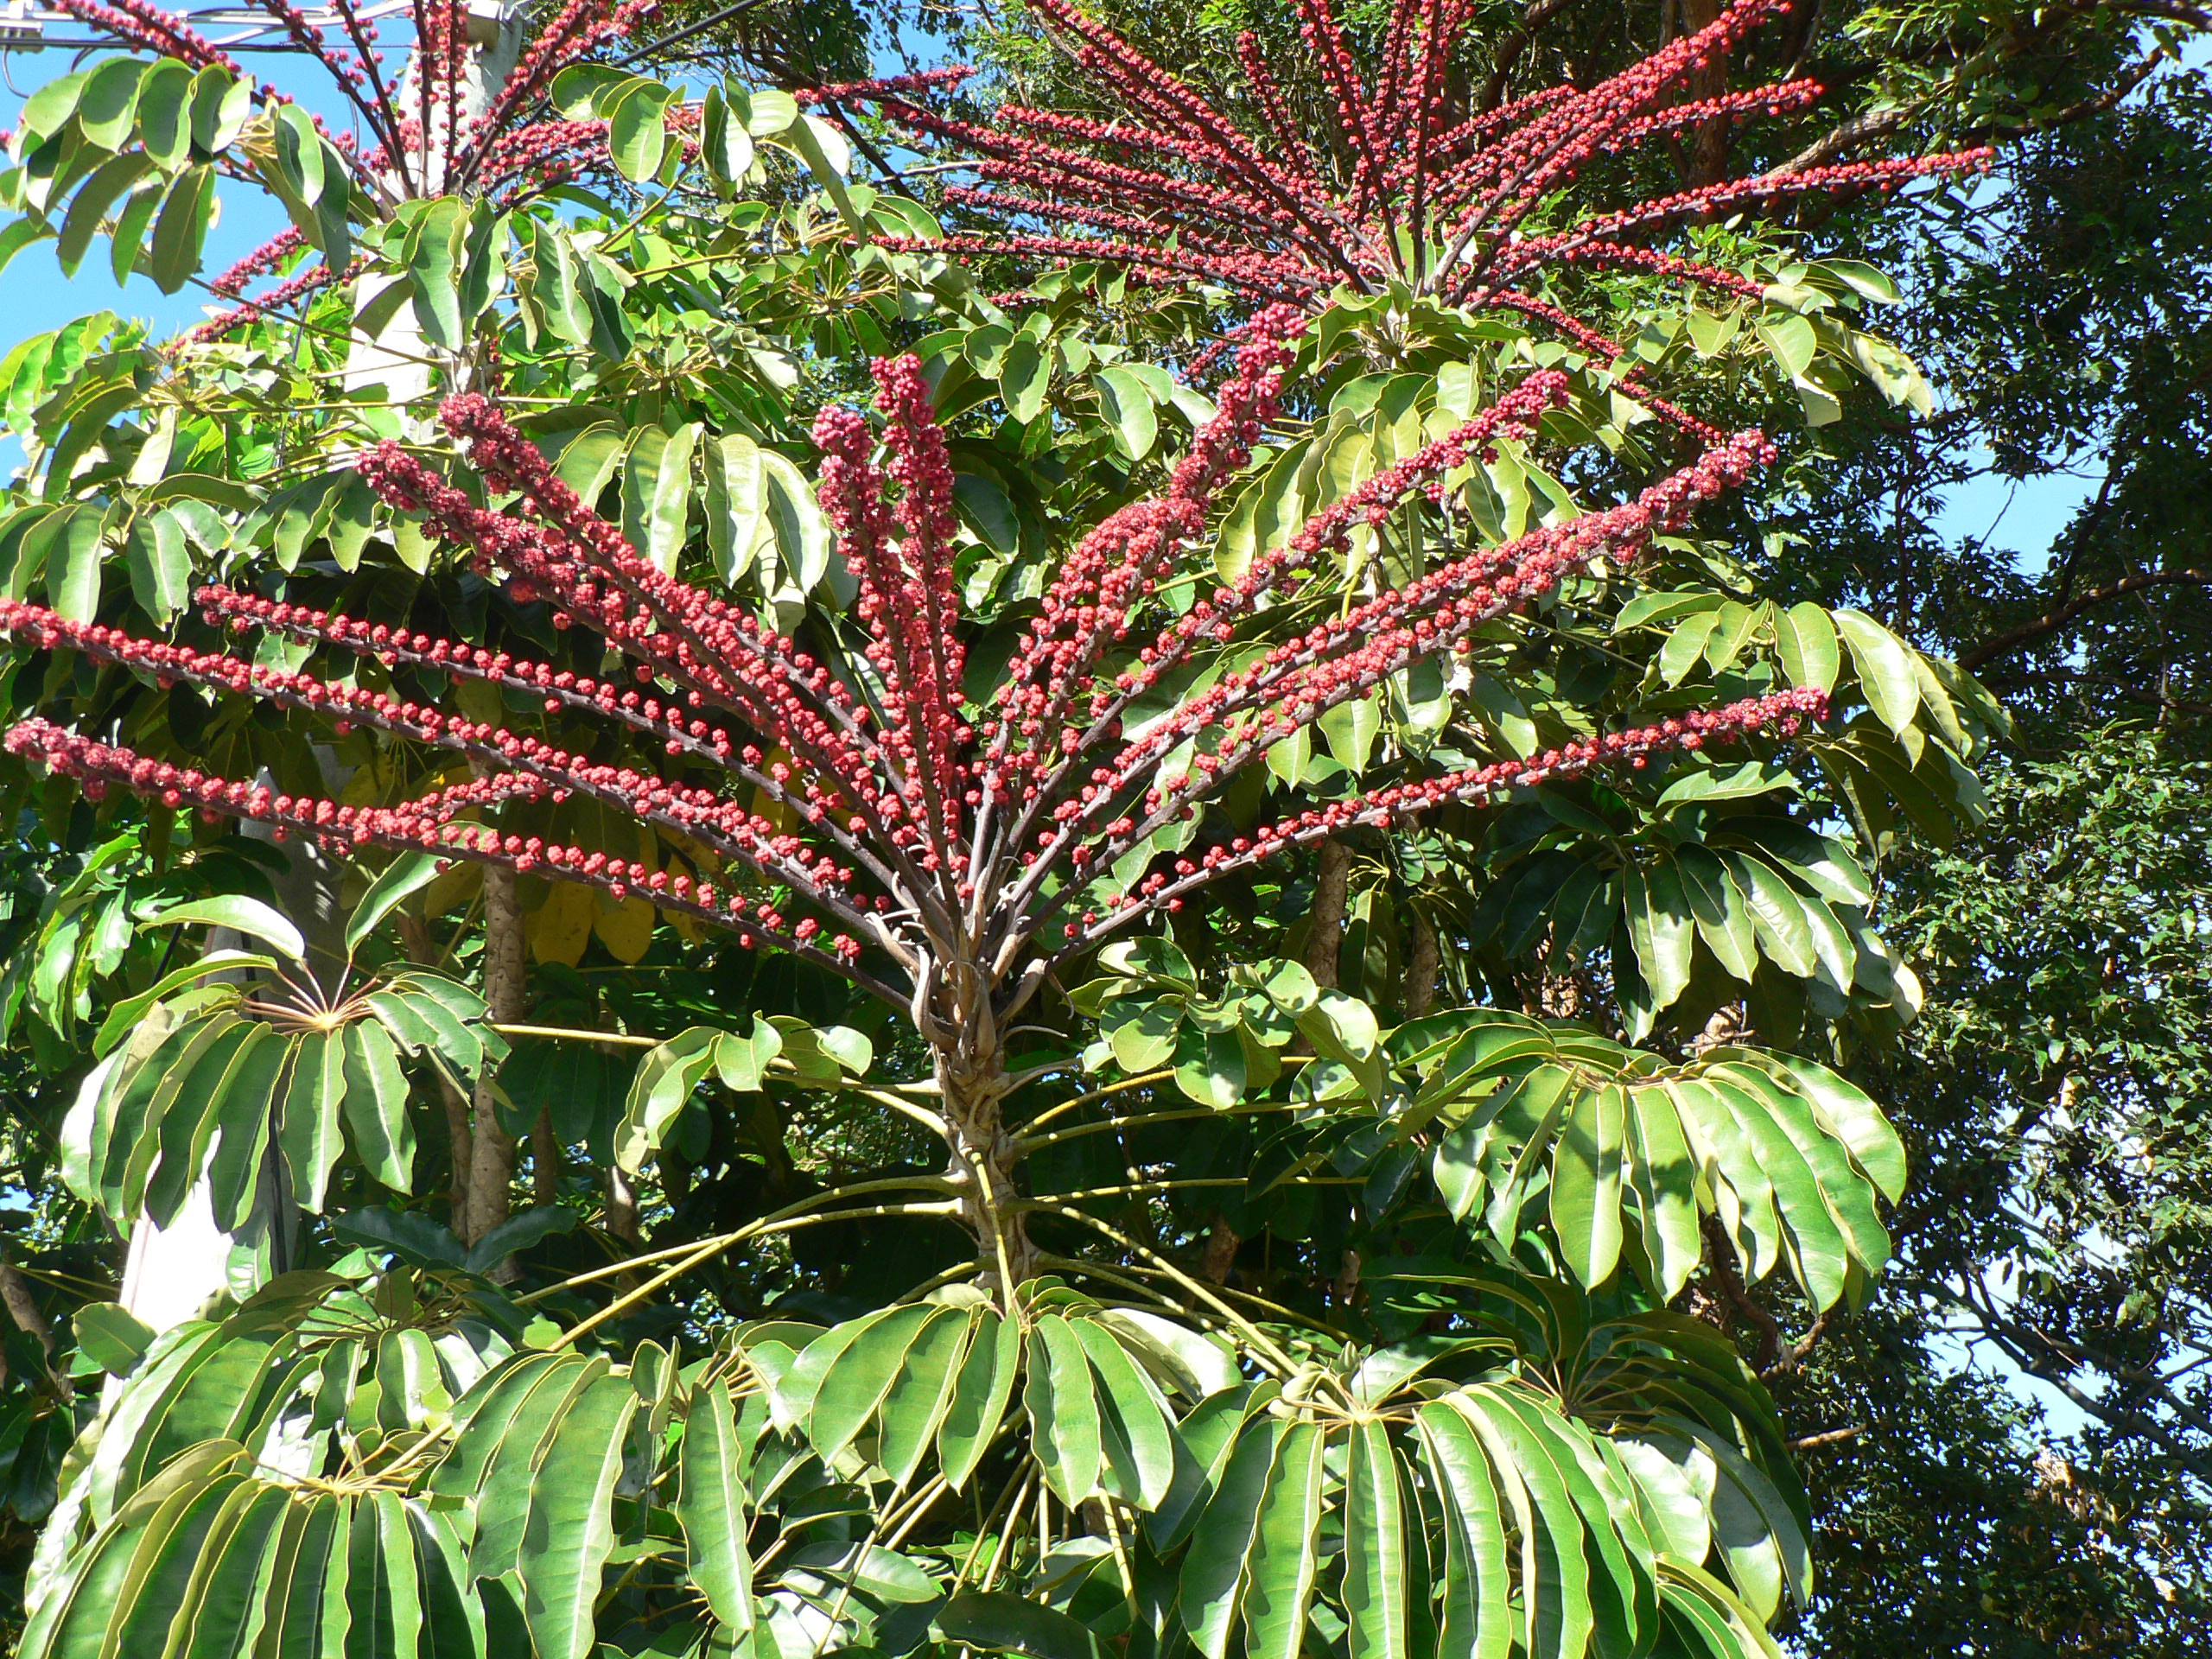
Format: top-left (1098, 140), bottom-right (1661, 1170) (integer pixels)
top-left (1415, 1403), bottom-right (1513, 1659)
top-left (1026, 1314), bottom-right (1104, 1504)
top-left (148, 164), bottom-right (214, 294)
top-left (678, 1376), bottom-right (756, 1630)
top-left (938, 1591), bottom-right (1101, 1659)
top-left (346, 851), bottom-right (442, 954)
top-left (938, 1308), bottom-right (1021, 1492)
top-left (340, 1020), bottom-right (417, 1193)
top-left (1833, 609), bottom-right (1920, 737)
top-left (1070, 1318), bottom-right (1177, 1510)
top-left (518, 1372), bottom-right (638, 1659)
top-left (1549, 1082), bottom-right (1627, 1288)
top-left (1243, 1420), bottom-right (1326, 1659)
top-left (1342, 1420), bottom-right (1410, 1659)
top-left (1179, 1418), bottom-right (1281, 1659)
top-left (808, 1302), bottom-right (938, 1465)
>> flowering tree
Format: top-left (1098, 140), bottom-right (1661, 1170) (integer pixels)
top-left (10, 311), bottom-right (1816, 1253)
top-left (0, 0), bottom-right (2010, 1656)
top-left (0, 0), bottom-right (821, 337)
top-left (0, 0), bottom-right (907, 1267)
top-left (7, 318), bottom-right (1991, 1657)
top-left (833, 0), bottom-right (1984, 329)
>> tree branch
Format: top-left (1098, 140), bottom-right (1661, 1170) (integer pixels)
top-left (1701, 1214), bottom-right (1783, 1371)
top-left (1956, 569), bottom-right (2212, 671)
top-left (1944, 1281), bottom-right (2212, 1483)
top-left (1789, 1424), bottom-right (1864, 1451)
top-left (1770, 0), bottom-right (2200, 176)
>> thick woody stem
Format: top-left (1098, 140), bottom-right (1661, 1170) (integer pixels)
top-left (1304, 839), bottom-right (1353, 989)
top-left (938, 1047), bottom-right (1036, 1295)
top-left (533, 1111), bottom-right (561, 1205)
top-left (441, 1073), bottom-right (478, 1238)
top-left (1402, 911), bottom-right (1440, 1018)
top-left (1700, 1212), bottom-right (1783, 1371)
top-left (466, 859), bottom-right (527, 1248)
top-left (1198, 1219), bottom-right (1241, 1285)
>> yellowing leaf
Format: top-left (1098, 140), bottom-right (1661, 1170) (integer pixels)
top-left (593, 893), bottom-right (654, 963)
top-left (529, 882), bottom-right (594, 969)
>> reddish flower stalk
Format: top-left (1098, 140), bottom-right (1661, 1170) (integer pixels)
top-left (5, 330), bottom-right (1824, 1031)
top-left (821, 0), bottom-right (1989, 360)
top-left (58, 0), bottom-right (670, 331)
top-left (44, 0), bottom-right (235, 71)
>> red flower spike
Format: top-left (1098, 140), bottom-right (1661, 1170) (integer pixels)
top-left (818, 0), bottom-right (1990, 379)
top-left (10, 332), bottom-right (1821, 1029)
top-left (75, 0), bottom-right (684, 341)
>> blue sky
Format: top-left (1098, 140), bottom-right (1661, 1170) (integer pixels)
top-left (1, 52), bottom-right (2101, 568)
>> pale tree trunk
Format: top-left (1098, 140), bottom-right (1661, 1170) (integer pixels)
top-left (115, 11), bottom-right (527, 1334)
top-left (606, 1165), bottom-right (640, 1246)
top-left (928, 956), bottom-right (1041, 1294)
top-left (461, 861), bottom-right (526, 1247)
top-left (345, 10), bottom-right (522, 408)
top-left (119, 762), bottom-right (338, 1332)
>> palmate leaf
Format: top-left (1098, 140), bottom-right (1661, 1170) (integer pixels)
top-left (782, 1286), bottom-right (1215, 1516)
top-left (61, 968), bottom-right (505, 1227)
top-left (1169, 1372), bottom-right (1794, 1659)
top-left (21, 1447), bottom-right (485, 1659)
top-left (27, 1270), bottom-right (519, 1659)
top-left (35, 1268), bottom-right (1807, 1659)
top-left (1382, 1010), bottom-right (1901, 1309)
top-left (718, 1276), bottom-right (1802, 1659)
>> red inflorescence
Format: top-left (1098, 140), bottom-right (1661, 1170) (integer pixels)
top-left (114, 0), bottom-right (681, 342)
top-left (4, 324), bottom-right (1829, 1014)
top-left (819, 0), bottom-right (1990, 380)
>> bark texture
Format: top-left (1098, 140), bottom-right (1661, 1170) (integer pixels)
top-left (1304, 838), bottom-right (1353, 990)
top-left (461, 861), bottom-right (527, 1246)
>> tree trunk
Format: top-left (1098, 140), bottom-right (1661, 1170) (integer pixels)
top-left (1678, 0), bottom-right (1734, 188)
top-left (462, 861), bottom-right (526, 1247)
top-left (607, 1165), bottom-right (641, 1247)
top-left (533, 1110), bottom-right (562, 1206)
top-left (1304, 839), bottom-right (1353, 989)
top-left (938, 1034), bottom-right (1039, 1294)
top-left (1402, 911), bottom-right (1440, 1018)
top-left (1198, 1217), bottom-right (1241, 1285)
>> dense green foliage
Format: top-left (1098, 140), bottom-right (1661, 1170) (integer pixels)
top-left (0, 0), bottom-right (2202, 1655)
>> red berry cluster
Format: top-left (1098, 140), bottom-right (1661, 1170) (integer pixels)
top-left (6, 329), bottom-right (1822, 1022)
top-left (1055, 688), bottom-right (1830, 939)
top-left (94, 0), bottom-right (672, 343)
top-left (820, 0), bottom-right (1991, 372)
top-left (41, 0), bottom-right (236, 73)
